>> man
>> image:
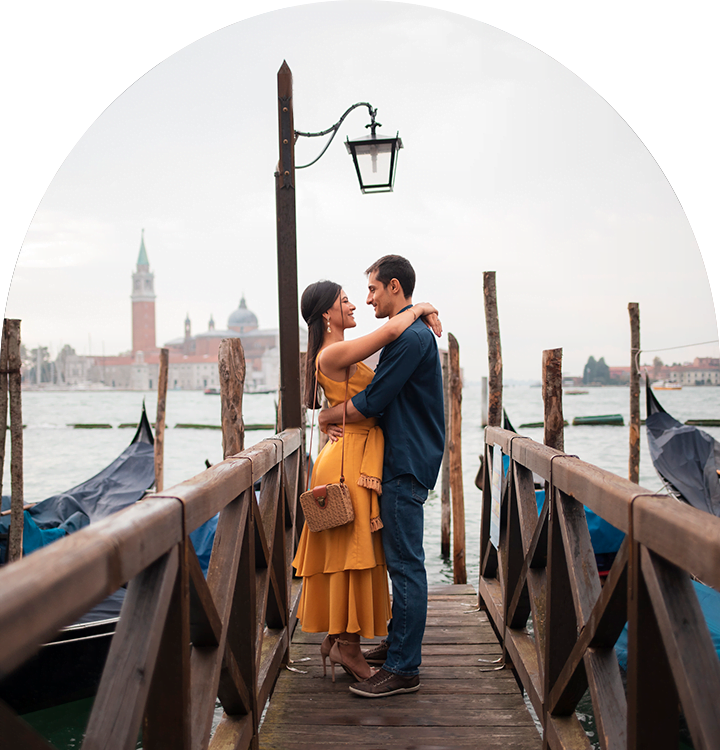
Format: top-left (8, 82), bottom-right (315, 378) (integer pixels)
top-left (319, 255), bottom-right (445, 698)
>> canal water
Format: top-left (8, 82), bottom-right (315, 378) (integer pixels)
top-left (8, 383), bottom-right (719, 747)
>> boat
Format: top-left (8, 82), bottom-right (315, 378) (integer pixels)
top-left (490, 397), bottom-right (720, 669)
top-left (205, 385), bottom-right (277, 395)
top-left (0, 406), bottom-right (157, 713)
top-left (615, 381), bottom-right (720, 668)
top-left (572, 414), bottom-right (624, 426)
top-left (0, 404), bottom-right (246, 713)
top-left (651, 379), bottom-right (682, 390)
top-left (645, 377), bottom-right (720, 516)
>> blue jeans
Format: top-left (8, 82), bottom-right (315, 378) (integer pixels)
top-left (380, 474), bottom-right (428, 676)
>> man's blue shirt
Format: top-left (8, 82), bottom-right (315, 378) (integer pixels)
top-left (352, 310), bottom-right (445, 489)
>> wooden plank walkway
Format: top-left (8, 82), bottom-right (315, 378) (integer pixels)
top-left (259, 584), bottom-right (541, 749)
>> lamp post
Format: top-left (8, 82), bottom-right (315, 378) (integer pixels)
top-left (274, 61), bottom-right (402, 430)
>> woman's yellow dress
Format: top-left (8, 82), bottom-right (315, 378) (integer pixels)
top-left (293, 362), bottom-right (391, 638)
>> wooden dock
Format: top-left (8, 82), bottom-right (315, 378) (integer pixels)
top-left (259, 584), bottom-right (541, 749)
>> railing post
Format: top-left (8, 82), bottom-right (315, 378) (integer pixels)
top-left (480, 273), bottom-right (502, 594)
top-left (541, 348), bottom-right (573, 740)
top-left (627, 543), bottom-right (678, 749)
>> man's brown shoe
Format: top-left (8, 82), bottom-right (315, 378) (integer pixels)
top-left (362, 640), bottom-right (388, 665)
top-left (348, 668), bottom-right (420, 698)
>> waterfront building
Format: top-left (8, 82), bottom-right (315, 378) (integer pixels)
top-left (45, 234), bottom-right (302, 391)
top-left (609, 357), bottom-right (720, 386)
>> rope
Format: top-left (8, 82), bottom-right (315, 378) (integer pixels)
top-left (633, 339), bottom-right (719, 370)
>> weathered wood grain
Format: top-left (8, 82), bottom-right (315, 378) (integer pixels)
top-left (448, 333), bottom-right (466, 584)
top-left (83, 547), bottom-right (180, 750)
top-left (483, 271), bottom-right (503, 428)
top-left (219, 338), bottom-right (246, 459)
top-left (154, 347), bottom-right (169, 492)
top-left (628, 303), bottom-right (640, 484)
top-left (6, 319), bottom-right (23, 562)
top-left (260, 586), bottom-right (541, 750)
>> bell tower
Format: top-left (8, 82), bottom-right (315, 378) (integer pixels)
top-left (131, 229), bottom-right (157, 354)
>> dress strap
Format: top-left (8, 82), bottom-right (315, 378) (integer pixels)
top-left (306, 359), bottom-right (349, 490)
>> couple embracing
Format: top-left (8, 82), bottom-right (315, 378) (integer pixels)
top-left (292, 255), bottom-right (445, 698)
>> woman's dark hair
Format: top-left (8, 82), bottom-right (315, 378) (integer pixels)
top-left (301, 280), bottom-right (342, 408)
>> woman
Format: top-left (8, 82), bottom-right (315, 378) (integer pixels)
top-left (292, 280), bottom-right (440, 681)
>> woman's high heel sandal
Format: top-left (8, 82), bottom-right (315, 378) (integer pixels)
top-left (328, 639), bottom-right (375, 683)
top-left (320, 634), bottom-right (336, 677)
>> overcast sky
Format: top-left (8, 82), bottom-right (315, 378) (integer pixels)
top-left (3, 2), bottom-right (718, 382)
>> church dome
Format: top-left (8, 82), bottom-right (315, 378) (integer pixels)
top-left (228, 296), bottom-right (258, 332)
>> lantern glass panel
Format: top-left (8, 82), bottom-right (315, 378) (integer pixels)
top-left (346, 134), bottom-right (402, 193)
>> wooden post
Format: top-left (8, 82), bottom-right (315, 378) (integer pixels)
top-left (629, 302), bottom-right (640, 484)
top-left (0, 321), bottom-right (9, 501)
top-left (480, 376), bottom-right (488, 428)
top-left (6, 320), bottom-right (24, 562)
top-left (448, 334), bottom-right (466, 584)
top-left (542, 348), bottom-right (564, 452)
top-left (440, 350), bottom-right (451, 559)
top-left (483, 272), bottom-right (502, 427)
top-left (219, 339), bottom-right (246, 458)
top-left (275, 61), bottom-right (302, 431)
top-left (154, 348), bottom-right (169, 493)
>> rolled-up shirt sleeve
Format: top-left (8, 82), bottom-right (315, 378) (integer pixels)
top-left (352, 329), bottom-right (426, 418)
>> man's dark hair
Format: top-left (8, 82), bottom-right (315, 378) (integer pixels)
top-left (365, 255), bottom-right (415, 298)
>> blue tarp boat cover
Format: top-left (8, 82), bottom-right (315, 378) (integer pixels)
top-left (614, 579), bottom-right (720, 669)
top-left (0, 407), bottom-right (155, 562)
top-left (646, 380), bottom-right (720, 516)
top-left (534, 489), bottom-right (625, 555)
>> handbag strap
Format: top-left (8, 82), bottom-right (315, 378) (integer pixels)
top-left (305, 358), bottom-right (350, 491)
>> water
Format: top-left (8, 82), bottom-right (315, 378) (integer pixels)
top-left (11, 384), bottom-right (720, 747)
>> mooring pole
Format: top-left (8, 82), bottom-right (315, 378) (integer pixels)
top-left (154, 348), bottom-right (169, 492)
top-left (483, 272), bottom-right (502, 428)
top-left (0, 321), bottom-right (9, 502)
top-left (448, 334), bottom-right (466, 584)
top-left (6, 320), bottom-right (24, 562)
top-left (275, 61), bottom-right (302, 431)
top-left (219, 338), bottom-right (246, 458)
top-left (542, 348), bottom-right (564, 452)
top-left (628, 302), bottom-right (640, 484)
top-left (440, 350), bottom-right (451, 559)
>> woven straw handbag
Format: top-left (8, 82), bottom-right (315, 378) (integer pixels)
top-left (300, 366), bottom-right (355, 533)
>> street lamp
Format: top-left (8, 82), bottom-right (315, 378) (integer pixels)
top-left (274, 61), bottom-right (401, 431)
top-left (294, 102), bottom-right (403, 194)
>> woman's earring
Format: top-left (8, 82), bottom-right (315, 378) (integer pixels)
top-left (325, 317), bottom-right (331, 333)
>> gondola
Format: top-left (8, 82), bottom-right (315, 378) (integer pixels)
top-left (0, 406), bottom-right (156, 713)
top-left (615, 382), bottom-right (720, 670)
top-left (645, 375), bottom-right (720, 516)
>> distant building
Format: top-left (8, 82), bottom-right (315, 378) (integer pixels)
top-left (608, 358), bottom-right (720, 386)
top-left (73, 233), bottom-right (304, 391)
top-left (131, 229), bottom-right (157, 355)
top-left (664, 357), bottom-right (720, 386)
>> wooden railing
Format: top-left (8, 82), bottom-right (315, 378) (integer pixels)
top-left (480, 425), bottom-right (720, 750)
top-left (0, 427), bottom-right (304, 750)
